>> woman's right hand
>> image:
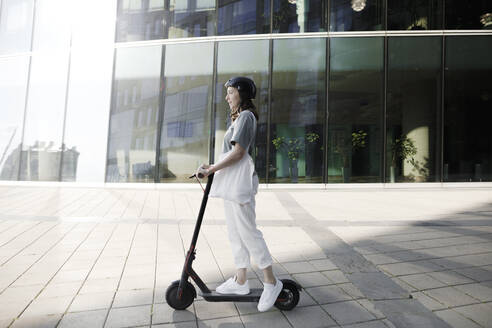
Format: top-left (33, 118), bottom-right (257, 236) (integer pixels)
top-left (196, 164), bottom-right (212, 178)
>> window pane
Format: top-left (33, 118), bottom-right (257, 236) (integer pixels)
top-left (19, 0), bottom-right (72, 181)
top-left (273, 0), bottom-right (327, 33)
top-left (445, 0), bottom-right (492, 30)
top-left (387, 37), bottom-right (441, 183)
top-left (328, 37), bottom-right (383, 183)
top-left (0, 0), bottom-right (35, 54)
top-left (115, 0), bottom-right (166, 42)
top-left (168, 0), bottom-right (215, 38)
top-left (270, 38), bottom-right (325, 183)
top-left (218, 0), bottom-right (270, 35)
top-left (106, 46), bottom-right (162, 183)
top-left (330, 0), bottom-right (384, 31)
top-left (0, 57), bottom-right (29, 180)
top-left (216, 40), bottom-right (269, 181)
top-left (61, 0), bottom-right (116, 182)
top-left (444, 36), bottom-right (492, 182)
top-left (387, 0), bottom-right (442, 30)
top-left (159, 42), bottom-right (213, 182)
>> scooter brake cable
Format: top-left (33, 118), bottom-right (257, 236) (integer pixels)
top-left (194, 175), bottom-right (205, 192)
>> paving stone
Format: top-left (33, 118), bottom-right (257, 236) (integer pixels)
top-left (341, 320), bottom-right (388, 328)
top-left (356, 299), bottom-right (385, 319)
top-left (398, 273), bottom-right (447, 290)
top-left (410, 292), bottom-right (447, 311)
top-left (196, 316), bottom-right (243, 328)
top-left (321, 270), bottom-right (349, 284)
top-left (338, 283), bottom-right (365, 299)
top-left (423, 287), bottom-right (479, 307)
top-left (373, 299), bottom-right (451, 328)
top-left (113, 288), bottom-right (154, 308)
top-left (309, 259), bottom-right (338, 271)
top-left (434, 309), bottom-right (481, 328)
top-left (69, 291), bottom-right (114, 312)
top-left (151, 303), bottom-right (196, 324)
top-left (22, 296), bottom-right (73, 316)
top-left (79, 278), bottom-right (119, 294)
top-left (453, 283), bottom-right (492, 302)
top-left (323, 300), bottom-right (376, 325)
top-left (241, 311), bottom-right (291, 328)
top-left (105, 305), bottom-right (151, 328)
top-left (194, 301), bottom-right (239, 320)
top-left (152, 322), bottom-right (197, 328)
top-left (281, 261), bottom-right (318, 274)
top-left (38, 282), bottom-right (82, 299)
top-left (58, 309), bottom-right (107, 328)
top-left (426, 271), bottom-right (474, 285)
top-left (283, 305), bottom-right (336, 328)
top-left (306, 285), bottom-right (352, 304)
top-left (453, 303), bottom-right (492, 327)
top-left (292, 272), bottom-right (332, 288)
top-left (454, 267), bottom-right (492, 282)
top-left (10, 313), bottom-right (61, 328)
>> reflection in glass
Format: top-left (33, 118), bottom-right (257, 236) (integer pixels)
top-left (444, 36), bottom-right (492, 182)
top-left (330, 0), bottom-right (383, 31)
top-left (106, 46), bottom-right (162, 182)
top-left (216, 40), bottom-right (269, 181)
top-left (168, 0), bottom-right (215, 38)
top-left (270, 38), bottom-right (325, 183)
top-left (445, 0), bottom-right (492, 30)
top-left (159, 43), bottom-right (213, 182)
top-left (273, 0), bottom-right (326, 33)
top-left (61, 0), bottom-right (116, 182)
top-left (387, 37), bottom-right (441, 183)
top-left (0, 0), bottom-right (35, 54)
top-left (218, 0), bottom-right (270, 35)
top-left (387, 0), bottom-right (442, 30)
top-left (328, 37), bottom-right (383, 183)
top-left (116, 0), bottom-right (166, 42)
top-left (0, 57), bottom-right (29, 180)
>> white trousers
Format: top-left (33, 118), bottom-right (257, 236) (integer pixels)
top-left (224, 198), bottom-right (273, 270)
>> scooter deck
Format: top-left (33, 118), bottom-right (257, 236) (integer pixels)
top-left (200, 288), bottom-right (263, 302)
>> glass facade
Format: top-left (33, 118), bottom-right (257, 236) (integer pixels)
top-left (216, 40), bottom-right (270, 181)
top-left (387, 37), bottom-right (441, 183)
top-left (444, 36), bottom-right (492, 182)
top-left (271, 38), bottom-right (325, 183)
top-left (106, 46), bottom-right (162, 183)
top-left (1, 0), bottom-right (491, 185)
top-left (159, 42), bottom-right (213, 182)
top-left (328, 37), bottom-right (383, 183)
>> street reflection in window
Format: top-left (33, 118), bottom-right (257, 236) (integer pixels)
top-left (328, 37), bottom-right (383, 183)
top-left (387, 37), bottom-right (441, 183)
top-left (159, 43), bottom-right (213, 182)
top-left (270, 38), bottom-right (325, 183)
top-left (106, 46), bottom-right (162, 182)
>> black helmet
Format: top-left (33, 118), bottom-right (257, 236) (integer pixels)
top-left (224, 76), bottom-right (256, 99)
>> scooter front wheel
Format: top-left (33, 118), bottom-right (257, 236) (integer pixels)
top-left (274, 279), bottom-right (300, 311)
top-left (166, 280), bottom-right (196, 310)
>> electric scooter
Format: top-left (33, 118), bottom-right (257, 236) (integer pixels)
top-left (165, 173), bottom-right (302, 311)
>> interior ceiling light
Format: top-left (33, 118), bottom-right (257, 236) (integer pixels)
top-left (351, 0), bottom-right (366, 12)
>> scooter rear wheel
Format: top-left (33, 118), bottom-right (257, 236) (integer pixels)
top-left (166, 280), bottom-right (196, 310)
top-left (274, 279), bottom-right (300, 311)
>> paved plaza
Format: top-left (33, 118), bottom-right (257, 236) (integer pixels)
top-left (0, 184), bottom-right (491, 328)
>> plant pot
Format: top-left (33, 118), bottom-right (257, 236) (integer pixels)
top-left (290, 160), bottom-right (298, 183)
top-left (390, 166), bottom-right (396, 183)
top-left (342, 166), bottom-right (350, 183)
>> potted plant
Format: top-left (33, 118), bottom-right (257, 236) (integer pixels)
top-left (272, 132), bottom-right (319, 182)
top-left (388, 135), bottom-right (417, 183)
top-left (334, 130), bottom-right (367, 183)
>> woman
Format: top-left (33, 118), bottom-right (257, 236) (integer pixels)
top-left (196, 76), bottom-right (282, 312)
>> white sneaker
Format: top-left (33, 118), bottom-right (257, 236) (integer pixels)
top-left (215, 276), bottom-right (250, 295)
top-left (258, 278), bottom-right (283, 312)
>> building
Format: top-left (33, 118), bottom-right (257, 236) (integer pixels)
top-left (1, 0), bottom-right (491, 185)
